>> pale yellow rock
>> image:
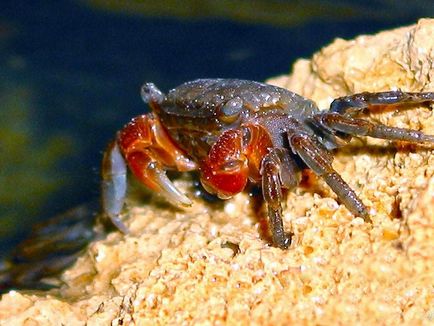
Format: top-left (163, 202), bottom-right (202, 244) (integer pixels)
top-left (1, 19), bottom-right (434, 325)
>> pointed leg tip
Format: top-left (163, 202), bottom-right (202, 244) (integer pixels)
top-left (109, 215), bottom-right (130, 234)
top-left (273, 233), bottom-right (292, 250)
top-left (177, 195), bottom-right (193, 207)
top-left (359, 210), bottom-right (372, 224)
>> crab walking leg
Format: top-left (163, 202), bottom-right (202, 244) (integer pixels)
top-left (330, 90), bottom-right (434, 116)
top-left (261, 150), bottom-right (292, 249)
top-left (288, 132), bottom-right (370, 221)
top-left (274, 148), bottom-right (301, 190)
top-left (101, 141), bottom-right (129, 233)
top-left (314, 113), bottom-right (434, 143)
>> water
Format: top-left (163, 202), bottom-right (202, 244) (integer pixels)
top-left (0, 0), bottom-right (431, 257)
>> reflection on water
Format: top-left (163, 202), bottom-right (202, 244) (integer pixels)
top-left (1, 0), bottom-right (432, 258)
top-left (84, 0), bottom-right (434, 26)
top-left (0, 78), bottom-right (74, 252)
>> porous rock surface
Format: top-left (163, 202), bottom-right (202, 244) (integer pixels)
top-left (1, 19), bottom-right (434, 325)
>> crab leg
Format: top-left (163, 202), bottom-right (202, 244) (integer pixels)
top-left (330, 90), bottom-right (434, 116)
top-left (314, 113), bottom-right (434, 143)
top-left (261, 150), bottom-right (293, 249)
top-left (288, 131), bottom-right (370, 221)
top-left (101, 141), bottom-right (129, 233)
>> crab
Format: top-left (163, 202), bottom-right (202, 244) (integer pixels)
top-left (101, 79), bottom-right (434, 249)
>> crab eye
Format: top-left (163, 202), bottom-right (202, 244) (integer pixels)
top-left (218, 97), bottom-right (243, 123)
top-left (141, 83), bottom-right (164, 104)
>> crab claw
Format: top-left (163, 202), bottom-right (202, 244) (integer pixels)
top-left (200, 129), bottom-right (249, 199)
top-left (147, 162), bottom-right (192, 206)
top-left (112, 114), bottom-right (197, 217)
top-left (126, 151), bottom-right (192, 207)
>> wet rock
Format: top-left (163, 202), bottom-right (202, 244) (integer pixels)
top-left (1, 19), bottom-right (434, 325)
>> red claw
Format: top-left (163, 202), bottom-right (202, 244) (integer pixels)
top-left (117, 115), bottom-right (196, 207)
top-left (200, 129), bottom-right (249, 199)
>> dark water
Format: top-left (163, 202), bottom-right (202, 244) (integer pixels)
top-left (0, 0), bottom-right (432, 257)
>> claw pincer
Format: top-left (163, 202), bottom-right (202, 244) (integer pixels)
top-left (102, 79), bottom-right (434, 248)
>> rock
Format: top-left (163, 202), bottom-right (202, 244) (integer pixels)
top-left (1, 19), bottom-right (433, 325)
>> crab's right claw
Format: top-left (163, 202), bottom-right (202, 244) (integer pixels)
top-left (101, 141), bottom-right (129, 233)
